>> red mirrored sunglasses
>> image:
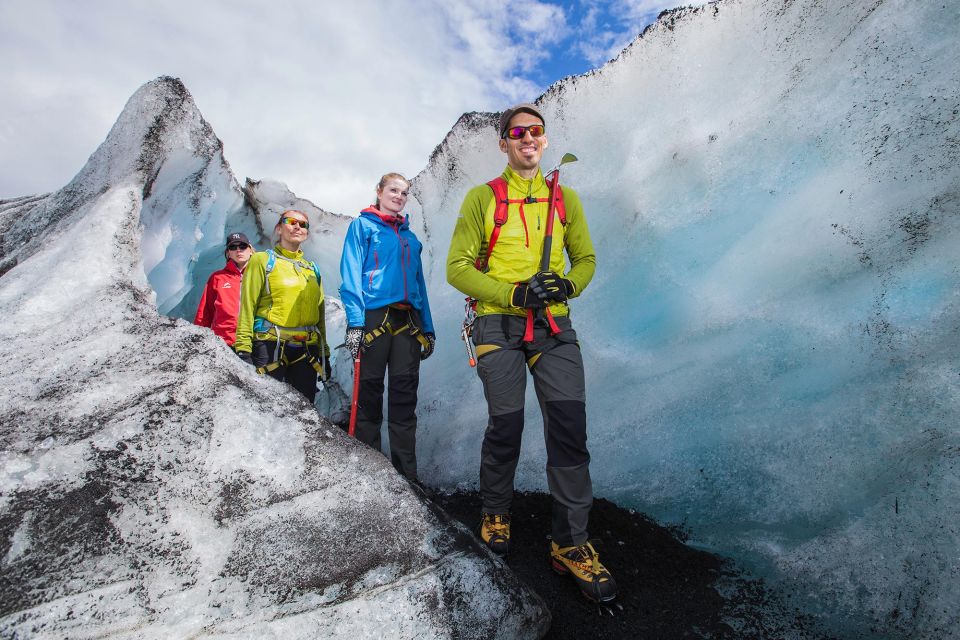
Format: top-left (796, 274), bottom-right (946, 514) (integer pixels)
top-left (281, 216), bottom-right (310, 229)
top-left (503, 124), bottom-right (545, 140)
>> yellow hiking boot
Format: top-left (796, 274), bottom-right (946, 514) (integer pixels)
top-left (479, 513), bottom-right (511, 555)
top-left (550, 540), bottom-right (618, 603)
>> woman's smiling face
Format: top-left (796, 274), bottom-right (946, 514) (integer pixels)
top-left (277, 210), bottom-right (309, 249)
top-left (378, 178), bottom-right (409, 216)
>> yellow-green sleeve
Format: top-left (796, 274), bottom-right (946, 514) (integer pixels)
top-left (445, 185), bottom-right (517, 307)
top-left (234, 252), bottom-right (267, 353)
top-left (560, 187), bottom-right (595, 297)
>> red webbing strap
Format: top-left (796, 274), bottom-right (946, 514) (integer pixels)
top-left (522, 307), bottom-right (562, 342)
top-left (476, 178), bottom-right (510, 270)
top-left (545, 175), bottom-right (567, 225)
top-left (523, 308), bottom-right (535, 342)
top-left (545, 308), bottom-right (562, 335)
top-left (478, 177), bottom-right (559, 271)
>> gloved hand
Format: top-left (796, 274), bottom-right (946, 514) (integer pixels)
top-left (528, 271), bottom-right (573, 303)
top-left (511, 283), bottom-right (546, 309)
top-left (421, 333), bottom-right (436, 360)
top-left (345, 327), bottom-right (364, 360)
top-left (237, 350), bottom-right (253, 364)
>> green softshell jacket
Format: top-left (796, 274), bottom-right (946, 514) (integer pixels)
top-left (234, 245), bottom-right (330, 354)
top-left (446, 165), bottom-right (596, 317)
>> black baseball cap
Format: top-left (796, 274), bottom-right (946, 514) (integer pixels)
top-left (225, 232), bottom-right (250, 247)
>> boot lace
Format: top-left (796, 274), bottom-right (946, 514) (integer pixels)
top-left (484, 514), bottom-right (510, 537)
top-left (566, 541), bottom-right (605, 575)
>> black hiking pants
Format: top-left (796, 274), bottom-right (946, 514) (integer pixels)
top-left (472, 313), bottom-right (592, 547)
top-left (355, 306), bottom-right (422, 481)
top-left (252, 340), bottom-right (320, 403)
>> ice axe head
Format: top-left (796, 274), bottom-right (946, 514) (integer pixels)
top-left (546, 152), bottom-right (578, 178)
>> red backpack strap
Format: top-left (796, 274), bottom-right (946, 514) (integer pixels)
top-left (475, 178), bottom-right (510, 270)
top-left (475, 176), bottom-right (565, 272)
top-left (545, 174), bottom-right (567, 225)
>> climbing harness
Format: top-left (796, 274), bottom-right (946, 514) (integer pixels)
top-left (253, 248), bottom-right (329, 378)
top-left (252, 318), bottom-right (329, 379)
top-left (362, 304), bottom-right (431, 351)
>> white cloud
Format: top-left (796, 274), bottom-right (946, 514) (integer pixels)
top-left (0, 0), bottom-right (573, 214)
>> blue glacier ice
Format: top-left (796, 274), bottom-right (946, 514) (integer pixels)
top-left (407, 1), bottom-right (959, 637)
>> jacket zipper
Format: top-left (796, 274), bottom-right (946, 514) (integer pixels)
top-left (393, 225), bottom-right (409, 301)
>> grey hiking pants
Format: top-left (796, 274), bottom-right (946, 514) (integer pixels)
top-left (472, 313), bottom-right (592, 547)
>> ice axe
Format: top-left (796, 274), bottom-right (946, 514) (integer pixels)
top-left (524, 152), bottom-right (577, 342)
top-left (539, 153), bottom-right (578, 272)
top-left (348, 351), bottom-right (361, 438)
top-left (334, 341), bottom-right (361, 438)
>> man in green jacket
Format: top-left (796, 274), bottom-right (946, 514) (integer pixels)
top-left (446, 103), bottom-right (616, 603)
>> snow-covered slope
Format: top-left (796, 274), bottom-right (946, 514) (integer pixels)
top-left (0, 77), bottom-right (549, 639)
top-left (409, 1), bottom-right (959, 638)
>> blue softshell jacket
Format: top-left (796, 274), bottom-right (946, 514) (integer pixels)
top-left (339, 208), bottom-right (435, 335)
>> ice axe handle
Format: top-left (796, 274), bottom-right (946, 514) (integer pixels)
top-left (539, 153), bottom-right (576, 272)
top-left (348, 353), bottom-right (361, 437)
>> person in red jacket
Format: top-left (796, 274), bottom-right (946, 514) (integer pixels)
top-left (194, 232), bottom-right (254, 346)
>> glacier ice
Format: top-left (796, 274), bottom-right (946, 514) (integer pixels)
top-left (0, 77), bottom-right (549, 639)
top-left (408, 1), bottom-right (960, 638)
top-left (2, 0), bottom-right (959, 637)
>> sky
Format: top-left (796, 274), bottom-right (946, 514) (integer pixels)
top-left (0, 0), bottom-right (684, 215)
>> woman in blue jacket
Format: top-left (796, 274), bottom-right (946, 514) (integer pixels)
top-left (340, 172), bottom-right (435, 481)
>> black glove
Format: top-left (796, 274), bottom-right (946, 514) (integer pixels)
top-left (421, 333), bottom-right (436, 360)
top-left (322, 354), bottom-right (332, 380)
top-left (511, 283), bottom-right (546, 309)
top-left (237, 350), bottom-right (253, 364)
top-left (345, 327), bottom-right (364, 360)
top-left (528, 271), bottom-right (573, 303)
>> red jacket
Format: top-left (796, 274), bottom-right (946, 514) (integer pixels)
top-left (194, 260), bottom-right (243, 345)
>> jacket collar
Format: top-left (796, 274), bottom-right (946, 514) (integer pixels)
top-left (503, 165), bottom-right (546, 196)
top-left (273, 244), bottom-right (304, 260)
top-left (224, 259), bottom-right (244, 274)
top-left (361, 206), bottom-right (407, 229)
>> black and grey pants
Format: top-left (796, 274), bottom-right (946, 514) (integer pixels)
top-left (472, 313), bottom-right (592, 547)
top-left (252, 340), bottom-right (320, 403)
top-left (355, 307), bottom-right (422, 481)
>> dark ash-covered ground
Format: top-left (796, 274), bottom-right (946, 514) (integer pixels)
top-left (430, 490), bottom-right (829, 640)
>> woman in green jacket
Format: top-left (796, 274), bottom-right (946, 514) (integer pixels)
top-left (235, 209), bottom-right (330, 401)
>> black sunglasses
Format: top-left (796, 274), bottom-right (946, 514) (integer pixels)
top-left (227, 243), bottom-right (249, 251)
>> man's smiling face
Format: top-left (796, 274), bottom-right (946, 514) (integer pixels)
top-left (499, 111), bottom-right (548, 174)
